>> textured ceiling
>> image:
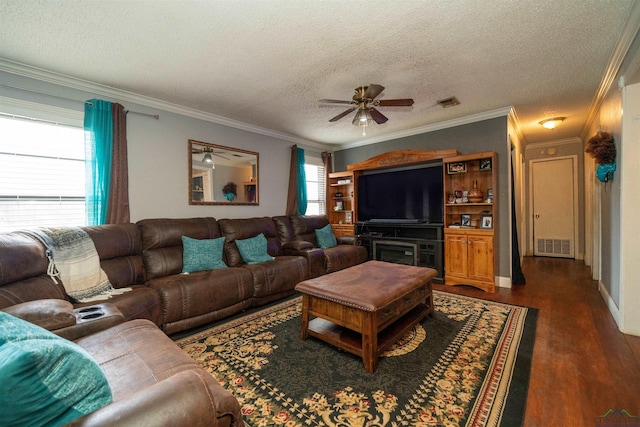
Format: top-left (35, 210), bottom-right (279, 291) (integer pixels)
top-left (0, 0), bottom-right (636, 148)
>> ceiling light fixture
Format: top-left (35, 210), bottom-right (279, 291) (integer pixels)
top-left (353, 103), bottom-right (374, 136)
top-left (202, 153), bottom-right (215, 168)
top-left (539, 117), bottom-right (565, 130)
top-left (353, 106), bottom-right (374, 126)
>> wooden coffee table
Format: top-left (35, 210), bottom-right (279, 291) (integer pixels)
top-left (295, 260), bottom-right (436, 373)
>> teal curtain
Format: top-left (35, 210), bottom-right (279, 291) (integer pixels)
top-left (297, 148), bottom-right (307, 215)
top-left (84, 99), bottom-right (113, 226)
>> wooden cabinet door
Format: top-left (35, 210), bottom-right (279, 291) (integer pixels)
top-left (468, 235), bottom-right (494, 283)
top-left (445, 234), bottom-right (468, 279)
top-left (331, 224), bottom-right (354, 237)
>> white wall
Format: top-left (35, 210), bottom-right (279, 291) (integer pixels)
top-left (596, 84), bottom-right (623, 308)
top-left (125, 107), bottom-right (293, 221)
top-left (0, 71), bottom-right (326, 222)
top-left (620, 82), bottom-right (640, 335)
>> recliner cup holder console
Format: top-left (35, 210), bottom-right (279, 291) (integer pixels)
top-left (80, 312), bottom-right (104, 320)
top-left (75, 305), bottom-right (106, 321)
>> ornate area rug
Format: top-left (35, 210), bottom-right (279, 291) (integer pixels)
top-left (177, 291), bottom-right (537, 427)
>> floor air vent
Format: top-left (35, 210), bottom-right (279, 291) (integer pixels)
top-left (537, 238), bottom-right (571, 256)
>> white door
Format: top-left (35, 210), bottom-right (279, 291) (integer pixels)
top-left (531, 157), bottom-right (576, 258)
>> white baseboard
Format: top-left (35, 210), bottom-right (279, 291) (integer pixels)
top-left (497, 276), bottom-right (512, 288)
top-left (599, 281), bottom-right (621, 329)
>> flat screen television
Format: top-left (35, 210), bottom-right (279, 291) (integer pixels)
top-left (357, 163), bottom-right (443, 224)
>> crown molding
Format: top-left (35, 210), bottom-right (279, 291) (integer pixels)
top-left (0, 58), bottom-right (514, 153)
top-left (0, 58), bottom-right (332, 150)
top-left (580, 0), bottom-right (640, 141)
top-left (336, 106), bottom-right (513, 151)
top-left (524, 137), bottom-right (582, 150)
top-left (507, 107), bottom-right (526, 146)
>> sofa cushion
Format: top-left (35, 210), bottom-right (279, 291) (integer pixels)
top-left (0, 311), bottom-right (112, 426)
top-left (137, 217), bottom-right (223, 281)
top-left (83, 223), bottom-right (146, 288)
top-left (243, 255), bottom-right (308, 306)
top-left (289, 214), bottom-right (330, 247)
top-left (218, 217), bottom-right (283, 267)
top-left (325, 244), bottom-right (369, 274)
top-left (146, 268), bottom-right (254, 335)
top-left (236, 233), bottom-right (274, 264)
top-left (315, 224), bottom-right (338, 249)
top-left (181, 236), bottom-right (227, 273)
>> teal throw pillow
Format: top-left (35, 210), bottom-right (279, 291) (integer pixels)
top-left (315, 224), bottom-right (338, 249)
top-left (235, 233), bottom-right (274, 264)
top-left (182, 236), bottom-right (227, 273)
top-left (0, 311), bottom-right (112, 427)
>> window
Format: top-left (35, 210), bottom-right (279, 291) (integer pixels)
top-left (0, 115), bottom-right (86, 233)
top-left (304, 158), bottom-right (326, 215)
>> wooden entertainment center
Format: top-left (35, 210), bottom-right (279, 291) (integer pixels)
top-left (329, 149), bottom-right (497, 292)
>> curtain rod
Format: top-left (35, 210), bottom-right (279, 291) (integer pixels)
top-left (0, 83), bottom-right (159, 120)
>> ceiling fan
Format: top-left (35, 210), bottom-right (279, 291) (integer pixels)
top-left (320, 84), bottom-right (414, 132)
top-left (191, 146), bottom-right (230, 167)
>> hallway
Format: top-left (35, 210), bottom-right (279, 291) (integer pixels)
top-left (434, 256), bottom-right (640, 426)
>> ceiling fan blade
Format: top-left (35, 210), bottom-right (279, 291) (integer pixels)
top-left (364, 84), bottom-right (385, 100)
top-left (377, 98), bottom-right (415, 107)
top-left (214, 154), bottom-right (231, 160)
top-left (320, 99), bottom-right (353, 105)
top-left (329, 107), bottom-right (356, 122)
top-left (369, 107), bottom-right (388, 124)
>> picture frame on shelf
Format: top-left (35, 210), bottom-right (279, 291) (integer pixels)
top-left (480, 215), bottom-right (493, 229)
top-left (447, 162), bottom-right (467, 174)
top-left (334, 201), bottom-right (344, 211)
top-left (345, 211), bottom-right (352, 224)
top-left (461, 214), bottom-right (471, 227)
top-left (479, 158), bottom-right (492, 171)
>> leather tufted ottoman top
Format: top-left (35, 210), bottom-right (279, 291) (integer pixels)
top-left (295, 260), bottom-right (437, 312)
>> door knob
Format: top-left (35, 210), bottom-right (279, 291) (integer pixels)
top-left (535, 214), bottom-right (540, 219)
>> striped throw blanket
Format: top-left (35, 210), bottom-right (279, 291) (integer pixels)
top-left (26, 227), bottom-right (131, 303)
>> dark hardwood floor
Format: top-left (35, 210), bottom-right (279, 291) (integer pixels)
top-left (433, 256), bottom-right (640, 426)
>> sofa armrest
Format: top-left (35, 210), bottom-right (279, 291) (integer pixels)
top-left (281, 245), bottom-right (325, 279)
top-left (337, 235), bottom-right (361, 246)
top-left (283, 240), bottom-right (314, 251)
top-left (56, 304), bottom-right (126, 341)
top-left (68, 370), bottom-right (244, 427)
top-left (1, 299), bottom-right (76, 330)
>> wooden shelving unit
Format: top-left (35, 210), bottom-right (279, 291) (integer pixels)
top-left (443, 151), bottom-right (497, 292)
top-left (327, 171), bottom-right (356, 236)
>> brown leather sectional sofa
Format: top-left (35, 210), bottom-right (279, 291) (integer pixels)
top-left (0, 215), bottom-right (367, 426)
top-left (0, 215), bottom-right (367, 335)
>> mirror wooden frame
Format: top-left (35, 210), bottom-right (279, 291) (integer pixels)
top-left (188, 139), bottom-right (259, 205)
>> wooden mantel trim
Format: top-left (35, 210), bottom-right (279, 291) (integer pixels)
top-left (347, 149), bottom-right (461, 171)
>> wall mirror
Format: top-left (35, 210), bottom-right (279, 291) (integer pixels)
top-left (189, 139), bottom-right (259, 205)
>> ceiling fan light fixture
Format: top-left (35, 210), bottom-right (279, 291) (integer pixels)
top-left (353, 103), bottom-right (374, 127)
top-left (540, 117), bottom-right (565, 129)
top-left (202, 153), bottom-right (215, 168)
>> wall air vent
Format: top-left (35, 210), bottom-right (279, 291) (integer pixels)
top-left (437, 96), bottom-right (460, 108)
top-left (536, 238), bottom-right (572, 257)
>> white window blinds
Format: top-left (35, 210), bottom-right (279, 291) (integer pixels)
top-left (304, 159), bottom-right (326, 215)
top-left (0, 115), bottom-right (86, 232)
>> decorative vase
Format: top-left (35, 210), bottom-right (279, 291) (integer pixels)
top-left (468, 180), bottom-right (484, 203)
